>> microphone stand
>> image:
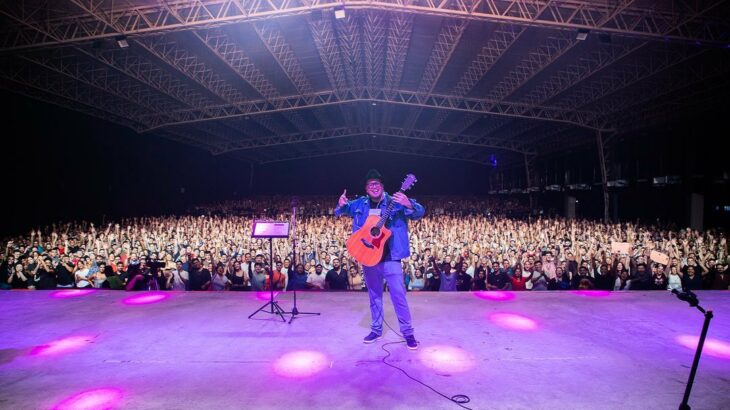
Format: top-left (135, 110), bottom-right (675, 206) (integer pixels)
top-left (286, 197), bottom-right (320, 324)
top-left (671, 289), bottom-right (714, 410)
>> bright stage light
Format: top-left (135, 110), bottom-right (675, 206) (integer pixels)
top-left (419, 345), bottom-right (475, 373)
top-left (28, 335), bottom-right (94, 357)
top-left (254, 291), bottom-right (280, 301)
top-left (52, 388), bottom-right (124, 410)
top-left (274, 350), bottom-right (330, 378)
top-left (489, 312), bottom-right (538, 331)
top-left (676, 335), bottom-right (730, 360)
top-left (570, 290), bottom-right (611, 297)
top-left (49, 289), bottom-right (96, 299)
top-left (474, 291), bottom-right (515, 302)
top-left (121, 292), bottom-right (170, 306)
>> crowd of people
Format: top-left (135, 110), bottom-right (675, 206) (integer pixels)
top-left (1, 196), bottom-right (728, 292)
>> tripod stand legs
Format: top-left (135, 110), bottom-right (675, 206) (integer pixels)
top-left (248, 300), bottom-right (288, 322)
top-left (288, 308), bottom-right (320, 324)
top-left (248, 237), bottom-right (288, 322)
top-left (287, 289), bottom-right (320, 324)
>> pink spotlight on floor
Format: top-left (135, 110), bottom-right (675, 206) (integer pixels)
top-left (49, 289), bottom-right (96, 299)
top-left (489, 312), bottom-right (538, 331)
top-left (254, 291), bottom-right (280, 301)
top-left (121, 292), bottom-right (170, 306)
top-left (419, 345), bottom-right (475, 374)
top-left (273, 350), bottom-right (329, 378)
top-left (570, 290), bottom-right (611, 297)
top-left (52, 387), bottom-right (123, 410)
top-left (474, 291), bottom-right (515, 301)
top-left (29, 335), bottom-right (94, 357)
top-left (676, 335), bottom-right (730, 360)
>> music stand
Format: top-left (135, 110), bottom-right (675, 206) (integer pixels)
top-left (287, 199), bottom-right (320, 324)
top-left (248, 221), bottom-right (289, 322)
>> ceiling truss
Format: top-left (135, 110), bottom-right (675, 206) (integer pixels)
top-left (0, 0), bottom-right (727, 168)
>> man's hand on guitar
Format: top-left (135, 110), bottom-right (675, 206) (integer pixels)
top-left (338, 189), bottom-right (348, 207)
top-left (393, 192), bottom-right (413, 209)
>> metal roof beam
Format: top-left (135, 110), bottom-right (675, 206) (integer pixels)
top-left (3, 0), bottom-right (726, 51)
top-left (141, 87), bottom-right (595, 131)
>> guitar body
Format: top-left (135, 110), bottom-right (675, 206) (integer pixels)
top-left (346, 215), bottom-right (392, 267)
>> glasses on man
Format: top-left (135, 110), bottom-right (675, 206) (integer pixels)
top-left (366, 182), bottom-right (381, 188)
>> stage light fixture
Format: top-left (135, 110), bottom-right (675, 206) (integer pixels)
top-left (567, 183), bottom-right (591, 191)
top-left (115, 35), bottom-right (129, 48)
top-left (576, 28), bottom-right (589, 41)
top-left (652, 175), bottom-right (682, 186)
top-left (334, 6), bottom-right (346, 19)
top-left (607, 179), bottom-right (629, 188)
top-left (488, 154), bottom-right (498, 167)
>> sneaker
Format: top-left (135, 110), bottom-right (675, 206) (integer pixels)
top-left (405, 335), bottom-right (419, 350)
top-left (363, 332), bottom-right (382, 344)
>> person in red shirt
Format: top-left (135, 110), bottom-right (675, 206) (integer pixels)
top-left (509, 264), bottom-right (528, 291)
top-left (264, 263), bottom-right (286, 291)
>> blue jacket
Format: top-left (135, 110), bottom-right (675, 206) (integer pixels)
top-left (335, 193), bottom-right (425, 261)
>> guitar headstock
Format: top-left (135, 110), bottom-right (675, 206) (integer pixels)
top-left (400, 174), bottom-right (417, 192)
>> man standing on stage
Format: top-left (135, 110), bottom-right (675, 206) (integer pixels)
top-left (335, 169), bottom-right (425, 350)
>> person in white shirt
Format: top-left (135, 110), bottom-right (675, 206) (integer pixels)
top-left (614, 269), bottom-right (632, 291)
top-left (74, 260), bottom-right (91, 288)
top-left (170, 262), bottom-right (188, 291)
top-left (667, 265), bottom-right (682, 291)
top-left (307, 264), bottom-right (327, 290)
top-left (318, 252), bottom-right (334, 272)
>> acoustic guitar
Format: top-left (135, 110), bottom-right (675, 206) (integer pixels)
top-left (346, 174), bottom-right (417, 266)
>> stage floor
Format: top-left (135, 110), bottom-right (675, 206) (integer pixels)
top-left (1, 290), bottom-right (729, 410)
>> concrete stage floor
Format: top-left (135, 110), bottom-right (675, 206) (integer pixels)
top-left (1, 290), bottom-right (729, 410)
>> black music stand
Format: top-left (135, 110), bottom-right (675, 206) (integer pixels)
top-left (287, 198), bottom-right (320, 324)
top-left (248, 221), bottom-right (289, 322)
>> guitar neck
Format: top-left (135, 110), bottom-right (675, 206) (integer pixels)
top-left (375, 189), bottom-right (404, 229)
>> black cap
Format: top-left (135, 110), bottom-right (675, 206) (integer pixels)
top-left (364, 169), bottom-right (382, 184)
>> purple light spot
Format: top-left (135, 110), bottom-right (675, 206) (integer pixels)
top-left (489, 312), bottom-right (538, 331)
top-left (474, 291), bottom-right (515, 301)
top-left (419, 345), bottom-right (475, 373)
top-left (676, 335), bottom-right (730, 360)
top-left (273, 350), bottom-right (329, 378)
top-left (122, 292), bottom-right (169, 306)
top-left (570, 290), bottom-right (611, 297)
top-left (28, 335), bottom-right (93, 357)
top-left (52, 388), bottom-right (123, 410)
top-left (49, 289), bottom-right (96, 299)
top-left (254, 291), bottom-right (280, 301)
